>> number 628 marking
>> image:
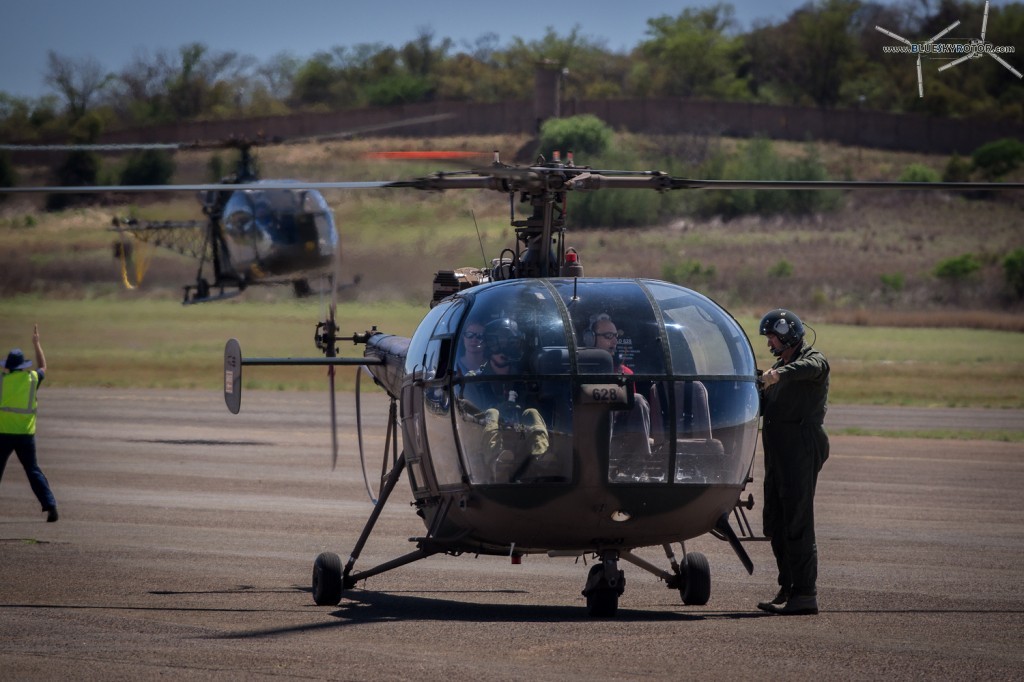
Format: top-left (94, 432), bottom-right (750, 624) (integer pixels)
top-left (580, 383), bottom-right (629, 405)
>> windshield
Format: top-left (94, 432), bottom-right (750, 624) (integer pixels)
top-left (413, 279), bottom-right (758, 488)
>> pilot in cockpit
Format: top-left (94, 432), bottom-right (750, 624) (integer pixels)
top-left (461, 318), bottom-right (551, 481)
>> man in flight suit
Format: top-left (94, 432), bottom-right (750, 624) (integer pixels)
top-left (756, 309), bottom-right (829, 615)
top-left (462, 318), bottom-right (549, 481)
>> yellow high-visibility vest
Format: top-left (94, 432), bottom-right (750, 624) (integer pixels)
top-left (0, 370), bottom-right (39, 435)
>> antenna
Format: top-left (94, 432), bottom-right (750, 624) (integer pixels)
top-left (470, 209), bottom-right (487, 269)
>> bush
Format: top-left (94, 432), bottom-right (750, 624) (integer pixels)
top-left (120, 149), bottom-right (175, 186)
top-left (880, 272), bottom-right (905, 292)
top-left (898, 163), bottom-right (940, 183)
top-left (208, 154), bottom-right (226, 182)
top-left (365, 74), bottom-right (432, 107)
top-left (566, 147), bottom-right (667, 228)
top-left (45, 150), bottom-right (101, 211)
top-left (972, 138), bottom-right (1024, 180)
top-left (0, 150), bottom-right (16, 203)
top-left (662, 259), bottom-right (716, 285)
top-left (769, 259), bottom-right (794, 278)
top-left (934, 253), bottom-right (981, 282)
top-left (537, 114), bottom-right (613, 159)
top-left (1003, 248), bottom-right (1024, 299)
top-left (943, 154), bottom-right (972, 182)
top-left (690, 138), bottom-right (840, 219)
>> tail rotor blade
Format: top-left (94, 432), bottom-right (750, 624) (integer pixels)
top-left (329, 366), bottom-right (339, 470)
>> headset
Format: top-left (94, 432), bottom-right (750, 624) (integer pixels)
top-left (583, 313), bottom-right (616, 347)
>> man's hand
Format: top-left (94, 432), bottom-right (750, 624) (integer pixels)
top-left (32, 323), bottom-right (47, 373)
top-left (761, 368), bottom-right (781, 387)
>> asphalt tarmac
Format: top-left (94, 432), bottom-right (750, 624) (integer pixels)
top-left (2, 389), bottom-right (1023, 680)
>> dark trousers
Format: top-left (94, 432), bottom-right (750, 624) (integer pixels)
top-left (0, 433), bottom-right (57, 512)
top-left (762, 423), bottom-right (828, 596)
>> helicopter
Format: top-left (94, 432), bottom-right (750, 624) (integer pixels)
top-left (1, 114), bottom-right (449, 303)
top-left (218, 151), bottom-right (1024, 617)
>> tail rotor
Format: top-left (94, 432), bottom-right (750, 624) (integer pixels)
top-left (315, 219), bottom-right (344, 470)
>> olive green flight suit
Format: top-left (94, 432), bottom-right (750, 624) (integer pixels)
top-left (761, 344), bottom-right (830, 598)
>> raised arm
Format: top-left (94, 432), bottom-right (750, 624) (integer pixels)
top-left (32, 324), bottom-right (47, 374)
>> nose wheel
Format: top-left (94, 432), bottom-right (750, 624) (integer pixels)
top-left (680, 551), bottom-right (711, 605)
top-left (582, 551), bottom-right (625, 617)
top-left (312, 551), bottom-right (344, 606)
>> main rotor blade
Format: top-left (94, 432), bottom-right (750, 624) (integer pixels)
top-left (988, 51), bottom-right (1024, 79)
top-left (875, 25), bottom-right (912, 46)
top-left (298, 113), bottom-right (455, 144)
top-left (652, 178), bottom-right (1024, 191)
top-left (388, 169), bottom-right (1024, 193)
top-left (11, 167), bottom-right (1024, 197)
top-left (1, 113), bottom-right (453, 155)
top-left (982, 0), bottom-right (989, 41)
top-left (0, 142), bottom-right (181, 152)
top-left (927, 20), bottom-right (960, 44)
top-left (939, 53), bottom-right (973, 72)
top-left (0, 180), bottom-right (390, 194)
top-left (363, 150), bottom-right (490, 161)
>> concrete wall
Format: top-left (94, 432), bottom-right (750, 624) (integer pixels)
top-left (12, 98), bottom-right (1023, 162)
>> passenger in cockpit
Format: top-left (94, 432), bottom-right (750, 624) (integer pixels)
top-left (455, 319), bottom-right (486, 376)
top-left (586, 314), bottom-right (653, 457)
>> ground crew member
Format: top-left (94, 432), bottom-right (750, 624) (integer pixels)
top-left (756, 309), bottom-right (828, 615)
top-left (1, 324), bottom-right (58, 522)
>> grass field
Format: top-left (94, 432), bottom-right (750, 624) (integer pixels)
top-left (2, 296), bottom-right (1022, 410)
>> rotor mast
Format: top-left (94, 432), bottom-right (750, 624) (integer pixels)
top-left (511, 152), bottom-right (571, 279)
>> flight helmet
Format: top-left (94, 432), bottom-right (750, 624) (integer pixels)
top-left (483, 318), bottom-right (525, 361)
top-left (759, 308), bottom-right (805, 356)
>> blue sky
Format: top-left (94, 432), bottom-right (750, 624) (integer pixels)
top-left (1, 0), bottom-right (1011, 100)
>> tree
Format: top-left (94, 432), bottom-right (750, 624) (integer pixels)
top-left (747, 0), bottom-right (860, 108)
top-left (0, 93), bottom-right (61, 141)
top-left (44, 51), bottom-right (111, 121)
top-left (634, 3), bottom-right (749, 100)
top-left (291, 53), bottom-right (338, 107)
top-left (256, 52), bottom-right (301, 101)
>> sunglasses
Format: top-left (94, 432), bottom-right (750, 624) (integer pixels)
top-left (463, 331), bottom-right (484, 340)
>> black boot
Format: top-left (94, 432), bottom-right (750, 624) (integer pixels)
top-left (756, 588), bottom-right (789, 612)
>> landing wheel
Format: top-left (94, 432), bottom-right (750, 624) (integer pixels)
top-left (583, 563), bottom-right (625, 618)
top-left (680, 552), bottom-right (711, 606)
top-left (312, 551), bottom-right (343, 606)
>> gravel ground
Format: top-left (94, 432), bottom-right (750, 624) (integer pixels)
top-left (1, 389), bottom-right (1022, 680)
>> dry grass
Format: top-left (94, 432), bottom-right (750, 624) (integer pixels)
top-left (3, 133), bottom-right (1023, 325)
